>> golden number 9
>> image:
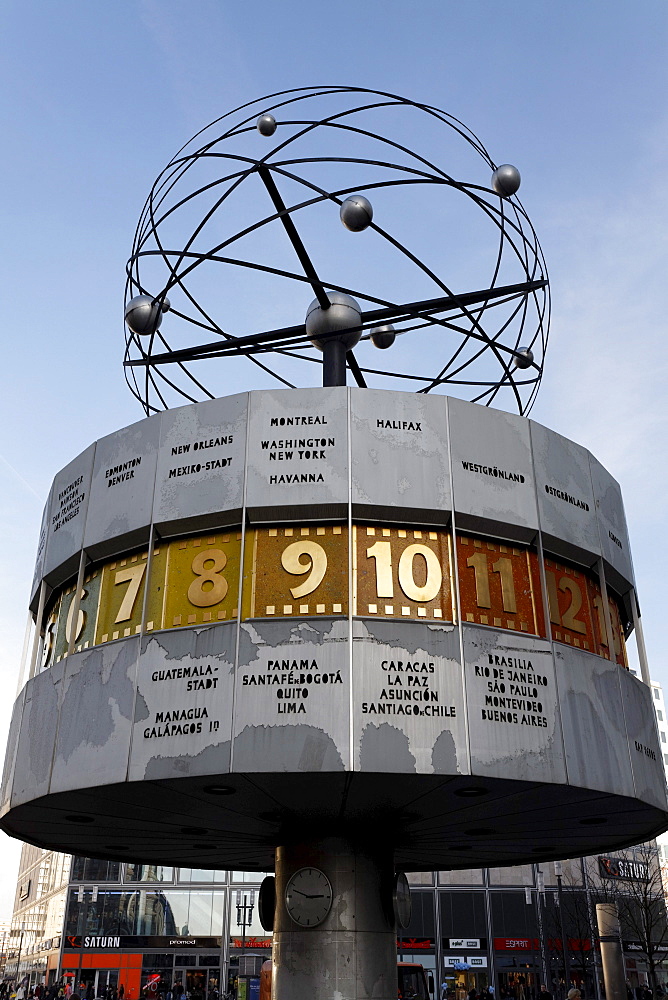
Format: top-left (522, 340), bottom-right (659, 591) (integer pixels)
top-left (188, 549), bottom-right (229, 607)
top-left (281, 541), bottom-right (327, 599)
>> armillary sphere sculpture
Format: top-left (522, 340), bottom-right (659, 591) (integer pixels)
top-left (124, 86), bottom-right (549, 414)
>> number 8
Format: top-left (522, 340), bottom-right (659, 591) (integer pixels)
top-left (188, 549), bottom-right (229, 607)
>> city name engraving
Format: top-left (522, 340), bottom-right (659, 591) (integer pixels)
top-left (461, 461), bottom-right (525, 483)
top-left (241, 657), bottom-right (343, 714)
top-left (362, 659), bottom-right (456, 718)
top-left (471, 653), bottom-right (549, 728)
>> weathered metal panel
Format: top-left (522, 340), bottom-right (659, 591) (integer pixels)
top-left (617, 668), bottom-right (668, 810)
top-left (352, 618), bottom-right (468, 775)
top-left (128, 625), bottom-right (235, 781)
top-left (350, 389), bottom-right (450, 522)
top-left (530, 421), bottom-right (600, 560)
top-left (49, 638), bottom-right (139, 794)
top-left (245, 387), bottom-right (349, 520)
top-left (588, 453), bottom-right (635, 588)
top-left (448, 397), bottom-right (538, 538)
top-left (463, 625), bottom-right (566, 783)
top-left (232, 618), bottom-right (350, 771)
top-left (84, 413), bottom-right (161, 557)
top-left (11, 661), bottom-right (65, 807)
top-left (43, 444), bottom-right (96, 585)
top-left (29, 489), bottom-right (52, 610)
top-left (0, 687), bottom-right (26, 816)
top-left (153, 394), bottom-right (247, 530)
top-left (554, 644), bottom-right (634, 797)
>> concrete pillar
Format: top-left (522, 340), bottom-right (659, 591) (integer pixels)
top-left (596, 903), bottom-right (626, 1000)
top-left (272, 837), bottom-right (397, 1000)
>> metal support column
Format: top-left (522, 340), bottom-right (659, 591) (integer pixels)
top-left (322, 340), bottom-right (348, 386)
top-left (272, 837), bottom-right (396, 1000)
top-left (596, 904), bottom-right (626, 1000)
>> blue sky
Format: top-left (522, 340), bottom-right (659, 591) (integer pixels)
top-left (0, 0), bottom-right (666, 918)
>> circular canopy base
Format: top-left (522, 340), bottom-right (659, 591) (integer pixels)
top-left (3, 771), bottom-right (665, 871)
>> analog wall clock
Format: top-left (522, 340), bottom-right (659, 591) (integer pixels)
top-left (284, 867), bottom-right (333, 927)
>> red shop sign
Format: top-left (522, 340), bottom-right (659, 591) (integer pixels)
top-left (494, 938), bottom-right (539, 951)
top-left (231, 937), bottom-right (272, 949)
top-left (397, 939), bottom-right (434, 951)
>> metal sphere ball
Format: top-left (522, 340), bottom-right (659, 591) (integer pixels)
top-left (370, 324), bottom-right (396, 350)
top-left (513, 347), bottom-right (534, 369)
top-left (340, 195), bottom-right (373, 232)
top-left (491, 164), bottom-right (521, 198)
top-left (160, 295), bottom-right (171, 313)
top-left (124, 295), bottom-right (164, 337)
top-left (257, 114), bottom-right (277, 136)
top-left (305, 291), bottom-right (363, 351)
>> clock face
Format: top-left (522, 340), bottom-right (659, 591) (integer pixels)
top-left (393, 872), bottom-right (412, 929)
top-left (285, 867), bottom-right (333, 927)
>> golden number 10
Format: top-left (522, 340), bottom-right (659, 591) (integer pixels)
top-left (367, 541), bottom-right (443, 602)
top-left (466, 552), bottom-right (517, 613)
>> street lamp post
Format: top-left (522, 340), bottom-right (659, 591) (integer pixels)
top-left (235, 889), bottom-right (256, 990)
top-left (554, 863), bottom-right (572, 994)
top-left (536, 871), bottom-right (550, 992)
top-left (14, 922), bottom-right (26, 987)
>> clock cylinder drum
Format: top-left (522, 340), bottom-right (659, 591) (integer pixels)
top-left (1, 387), bottom-right (665, 875)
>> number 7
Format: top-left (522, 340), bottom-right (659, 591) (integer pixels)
top-left (114, 564), bottom-right (146, 623)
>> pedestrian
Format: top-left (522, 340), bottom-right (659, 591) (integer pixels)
top-left (539, 987), bottom-right (553, 1000)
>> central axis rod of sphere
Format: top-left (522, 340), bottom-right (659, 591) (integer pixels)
top-left (257, 164), bottom-right (362, 388)
top-left (257, 164), bottom-right (331, 312)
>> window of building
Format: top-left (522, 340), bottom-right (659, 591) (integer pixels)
top-left (143, 955), bottom-right (175, 969)
top-left (661, 732), bottom-right (666, 744)
top-left (439, 869), bottom-right (484, 886)
top-left (231, 872), bottom-right (268, 883)
top-left (71, 857), bottom-right (121, 883)
top-left (178, 869), bottom-right (227, 883)
top-left (658, 710), bottom-right (664, 721)
top-left (124, 864), bottom-right (174, 883)
top-left (655, 688), bottom-right (660, 700)
top-left (439, 890), bottom-right (486, 939)
top-left (407, 873), bottom-right (433, 886)
top-left (488, 865), bottom-right (534, 886)
top-left (65, 888), bottom-right (226, 937)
